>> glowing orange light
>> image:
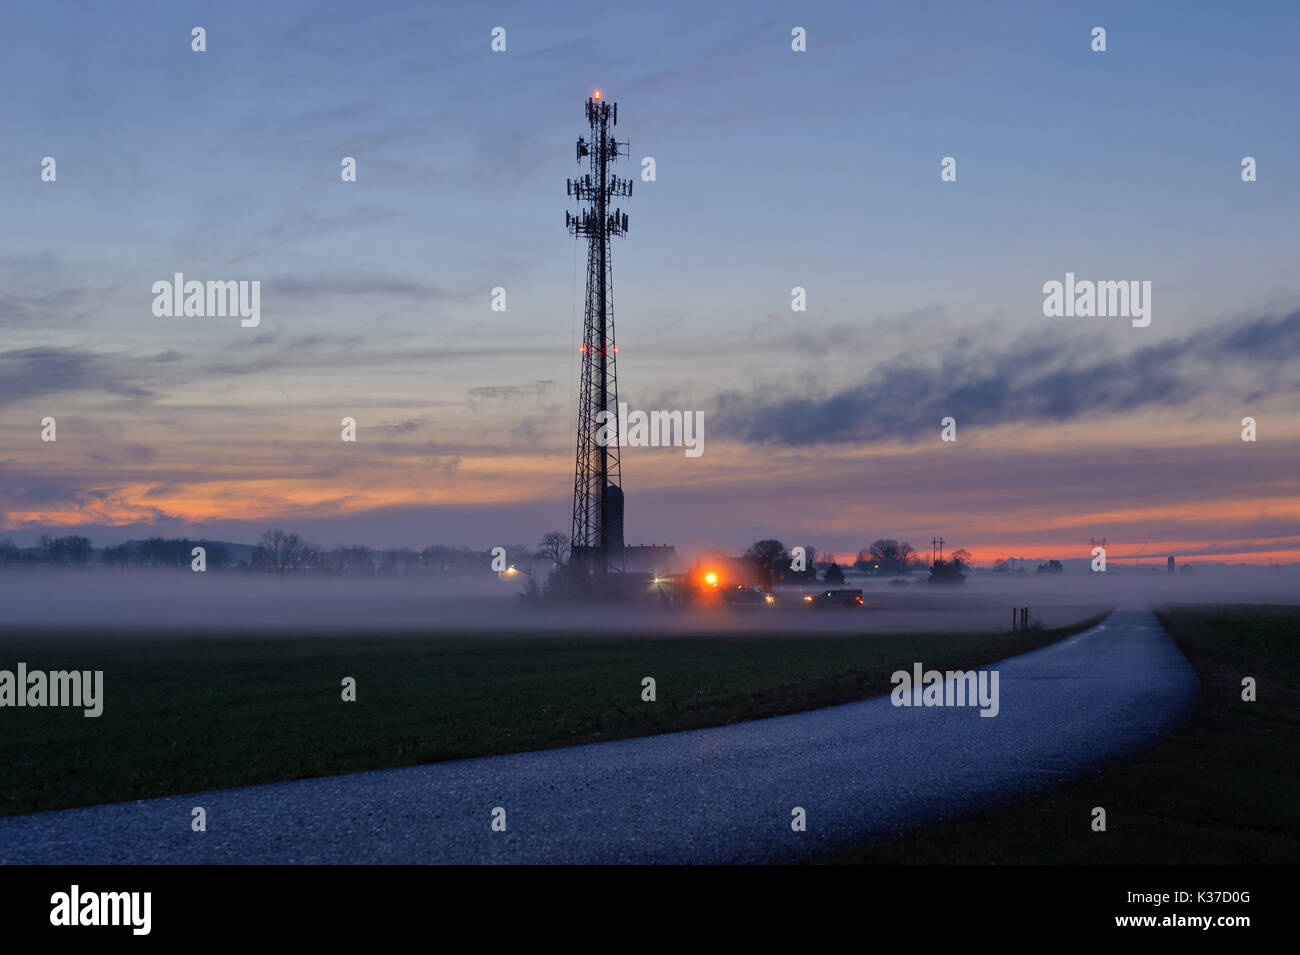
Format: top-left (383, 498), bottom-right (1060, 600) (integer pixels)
top-left (593, 90), bottom-right (601, 100)
top-left (704, 572), bottom-right (718, 587)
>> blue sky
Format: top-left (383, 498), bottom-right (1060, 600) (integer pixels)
top-left (1, 0), bottom-right (1298, 562)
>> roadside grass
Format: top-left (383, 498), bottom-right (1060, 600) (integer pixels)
top-left (0, 614), bottom-right (1105, 816)
top-left (821, 604), bottom-right (1299, 864)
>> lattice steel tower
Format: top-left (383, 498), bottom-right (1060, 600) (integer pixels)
top-left (566, 91), bottom-right (632, 574)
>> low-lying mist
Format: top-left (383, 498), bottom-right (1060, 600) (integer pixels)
top-left (0, 566), bottom-right (1294, 640)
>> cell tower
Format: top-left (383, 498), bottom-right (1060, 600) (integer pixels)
top-left (566, 91), bottom-right (632, 574)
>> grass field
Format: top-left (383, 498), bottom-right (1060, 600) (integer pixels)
top-left (822, 604), bottom-right (1300, 864)
top-left (0, 616), bottom-right (1105, 817)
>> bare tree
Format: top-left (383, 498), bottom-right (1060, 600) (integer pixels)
top-left (254, 528), bottom-right (303, 575)
top-left (37, 535), bottom-right (92, 566)
top-left (380, 548), bottom-right (419, 574)
top-left (867, 539), bottom-right (916, 576)
top-left (539, 531), bottom-right (570, 566)
top-left (63, 536), bottom-right (93, 567)
top-left (744, 538), bottom-right (787, 589)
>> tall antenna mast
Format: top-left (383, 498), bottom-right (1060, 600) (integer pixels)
top-left (566, 91), bottom-right (632, 575)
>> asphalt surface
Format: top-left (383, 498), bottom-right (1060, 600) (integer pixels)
top-left (0, 606), bottom-right (1198, 864)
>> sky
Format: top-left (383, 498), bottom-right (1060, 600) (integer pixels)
top-left (1, 0), bottom-right (1298, 565)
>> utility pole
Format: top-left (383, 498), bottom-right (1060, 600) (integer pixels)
top-left (567, 91), bottom-right (632, 575)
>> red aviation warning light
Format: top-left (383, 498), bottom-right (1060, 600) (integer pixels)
top-left (593, 90), bottom-right (600, 100)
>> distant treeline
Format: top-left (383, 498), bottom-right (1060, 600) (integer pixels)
top-left (0, 535), bottom-right (97, 567)
top-left (741, 538), bottom-right (972, 588)
top-left (0, 530), bottom-right (542, 575)
top-left (103, 538), bottom-right (234, 569)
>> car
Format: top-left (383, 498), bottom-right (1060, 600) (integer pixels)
top-left (803, 588), bottom-right (864, 607)
top-left (724, 585), bottom-right (776, 606)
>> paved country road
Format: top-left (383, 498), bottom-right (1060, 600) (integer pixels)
top-left (0, 607), bottom-right (1198, 864)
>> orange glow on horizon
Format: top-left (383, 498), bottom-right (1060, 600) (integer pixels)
top-left (946, 545), bottom-right (1300, 567)
top-left (2, 416), bottom-right (1296, 566)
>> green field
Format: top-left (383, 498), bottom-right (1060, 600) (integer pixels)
top-left (822, 604), bottom-right (1300, 864)
top-left (0, 617), bottom-right (1104, 817)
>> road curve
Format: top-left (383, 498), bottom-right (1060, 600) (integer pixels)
top-left (0, 606), bottom-right (1198, 864)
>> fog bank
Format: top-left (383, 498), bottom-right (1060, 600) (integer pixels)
top-left (0, 567), bottom-right (1293, 639)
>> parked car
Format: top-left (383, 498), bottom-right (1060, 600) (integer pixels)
top-left (724, 585), bottom-right (776, 606)
top-left (803, 588), bottom-right (864, 607)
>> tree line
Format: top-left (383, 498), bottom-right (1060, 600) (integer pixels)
top-left (739, 538), bottom-right (975, 589)
top-left (0, 535), bottom-right (96, 567)
top-left (242, 530), bottom-right (531, 575)
top-left (0, 530), bottom-right (542, 574)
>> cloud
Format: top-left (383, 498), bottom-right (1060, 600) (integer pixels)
top-left (714, 309), bottom-right (1300, 446)
top-left (369, 418), bottom-right (425, 436)
top-left (89, 443), bottom-right (156, 466)
top-left (0, 287), bottom-right (102, 328)
top-left (467, 381), bottom-right (555, 402)
top-left (267, 274), bottom-right (453, 301)
top-left (0, 347), bottom-right (157, 407)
